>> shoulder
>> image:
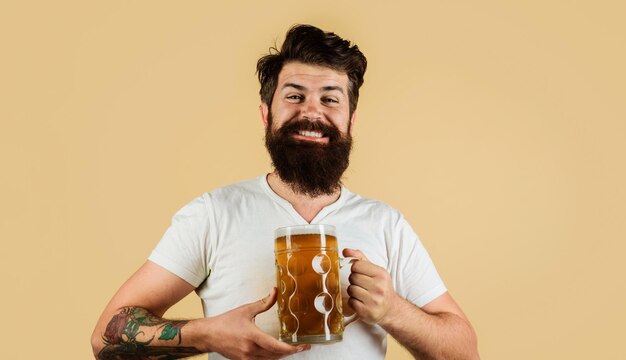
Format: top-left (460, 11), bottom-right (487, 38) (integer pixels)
top-left (171, 177), bottom-right (264, 217)
top-left (341, 188), bottom-right (404, 225)
top-left (207, 176), bottom-right (265, 201)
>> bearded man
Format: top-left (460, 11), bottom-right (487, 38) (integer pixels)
top-left (92, 25), bottom-right (479, 360)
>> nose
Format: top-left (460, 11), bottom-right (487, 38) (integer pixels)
top-left (300, 98), bottom-right (323, 121)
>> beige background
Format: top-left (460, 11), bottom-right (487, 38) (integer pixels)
top-left (1, 1), bottom-right (625, 359)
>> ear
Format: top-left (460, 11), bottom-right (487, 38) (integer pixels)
top-left (260, 103), bottom-right (270, 129)
top-left (349, 111), bottom-right (357, 135)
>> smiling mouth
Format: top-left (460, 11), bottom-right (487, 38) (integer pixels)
top-left (292, 130), bottom-right (329, 143)
top-left (299, 130), bottom-right (323, 138)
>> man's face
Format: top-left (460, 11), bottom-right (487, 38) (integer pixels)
top-left (262, 62), bottom-right (356, 196)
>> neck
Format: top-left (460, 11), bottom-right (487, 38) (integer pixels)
top-left (266, 171), bottom-right (341, 223)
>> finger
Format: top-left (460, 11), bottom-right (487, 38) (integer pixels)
top-left (351, 259), bottom-right (383, 277)
top-left (349, 272), bottom-right (377, 291)
top-left (254, 344), bottom-right (310, 360)
top-left (264, 344), bottom-right (310, 357)
top-left (250, 344), bottom-right (291, 360)
top-left (343, 248), bottom-right (369, 261)
top-left (254, 331), bottom-right (309, 355)
top-left (249, 345), bottom-right (283, 360)
top-left (347, 284), bottom-right (371, 304)
top-left (348, 296), bottom-right (367, 313)
top-left (348, 296), bottom-right (371, 320)
top-left (247, 287), bottom-right (277, 317)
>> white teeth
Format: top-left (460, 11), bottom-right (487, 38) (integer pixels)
top-left (298, 130), bottom-right (323, 138)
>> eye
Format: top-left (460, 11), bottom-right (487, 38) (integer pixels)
top-left (286, 94), bottom-right (303, 102)
top-left (322, 97), bottom-right (339, 104)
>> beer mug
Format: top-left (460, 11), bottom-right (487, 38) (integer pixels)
top-left (274, 224), bottom-right (357, 344)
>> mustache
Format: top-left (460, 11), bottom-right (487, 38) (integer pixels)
top-left (276, 118), bottom-right (342, 141)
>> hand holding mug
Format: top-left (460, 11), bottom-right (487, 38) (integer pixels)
top-left (191, 288), bottom-right (310, 359)
top-left (343, 248), bottom-right (400, 325)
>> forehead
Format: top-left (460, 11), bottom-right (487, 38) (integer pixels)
top-left (277, 62), bottom-right (349, 90)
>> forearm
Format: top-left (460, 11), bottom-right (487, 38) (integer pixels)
top-left (379, 296), bottom-right (479, 360)
top-left (91, 306), bottom-right (203, 359)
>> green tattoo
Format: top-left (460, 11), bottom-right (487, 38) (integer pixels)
top-left (159, 323), bottom-right (184, 342)
top-left (98, 307), bottom-right (201, 359)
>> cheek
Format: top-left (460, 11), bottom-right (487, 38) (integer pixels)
top-left (327, 111), bottom-right (351, 132)
top-left (272, 104), bottom-right (299, 123)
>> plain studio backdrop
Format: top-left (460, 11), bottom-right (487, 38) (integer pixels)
top-left (1, 1), bottom-right (625, 359)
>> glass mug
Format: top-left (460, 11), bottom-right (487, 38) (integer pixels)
top-left (274, 224), bottom-right (357, 344)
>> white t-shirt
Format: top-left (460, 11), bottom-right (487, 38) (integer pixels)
top-left (149, 176), bottom-right (447, 359)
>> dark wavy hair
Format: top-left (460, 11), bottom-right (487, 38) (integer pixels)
top-left (256, 24), bottom-right (367, 116)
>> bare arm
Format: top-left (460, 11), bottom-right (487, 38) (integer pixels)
top-left (379, 293), bottom-right (479, 360)
top-left (91, 261), bottom-right (309, 359)
top-left (344, 249), bottom-right (479, 360)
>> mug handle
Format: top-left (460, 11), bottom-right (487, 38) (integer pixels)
top-left (339, 257), bottom-right (359, 326)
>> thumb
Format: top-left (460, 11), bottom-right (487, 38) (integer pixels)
top-left (247, 287), bottom-right (278, 318)
top-left (343, 248), bottom-right (369, 261)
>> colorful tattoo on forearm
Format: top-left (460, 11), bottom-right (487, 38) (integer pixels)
top-left (98, 307), bottom-right (201, 359)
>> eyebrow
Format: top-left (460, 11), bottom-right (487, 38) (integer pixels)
top-left (282, 82), bottom-right (345, 94)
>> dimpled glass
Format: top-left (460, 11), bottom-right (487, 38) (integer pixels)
top-left (274, 224), bottom-right (345, 344)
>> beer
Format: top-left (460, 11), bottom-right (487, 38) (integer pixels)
top-left (274, 227), bottom-right (345, 344)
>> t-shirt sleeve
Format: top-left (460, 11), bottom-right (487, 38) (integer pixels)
top-left (148, 194), bottom-right (213, 288)
top-left (390, 214), bottom-right (447, 307)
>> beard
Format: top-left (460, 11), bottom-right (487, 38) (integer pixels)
top-left (265, 113), bottom-right (352, 197)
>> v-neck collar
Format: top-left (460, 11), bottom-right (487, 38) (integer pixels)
top-left (259, 174), bottom-right (348, 224)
